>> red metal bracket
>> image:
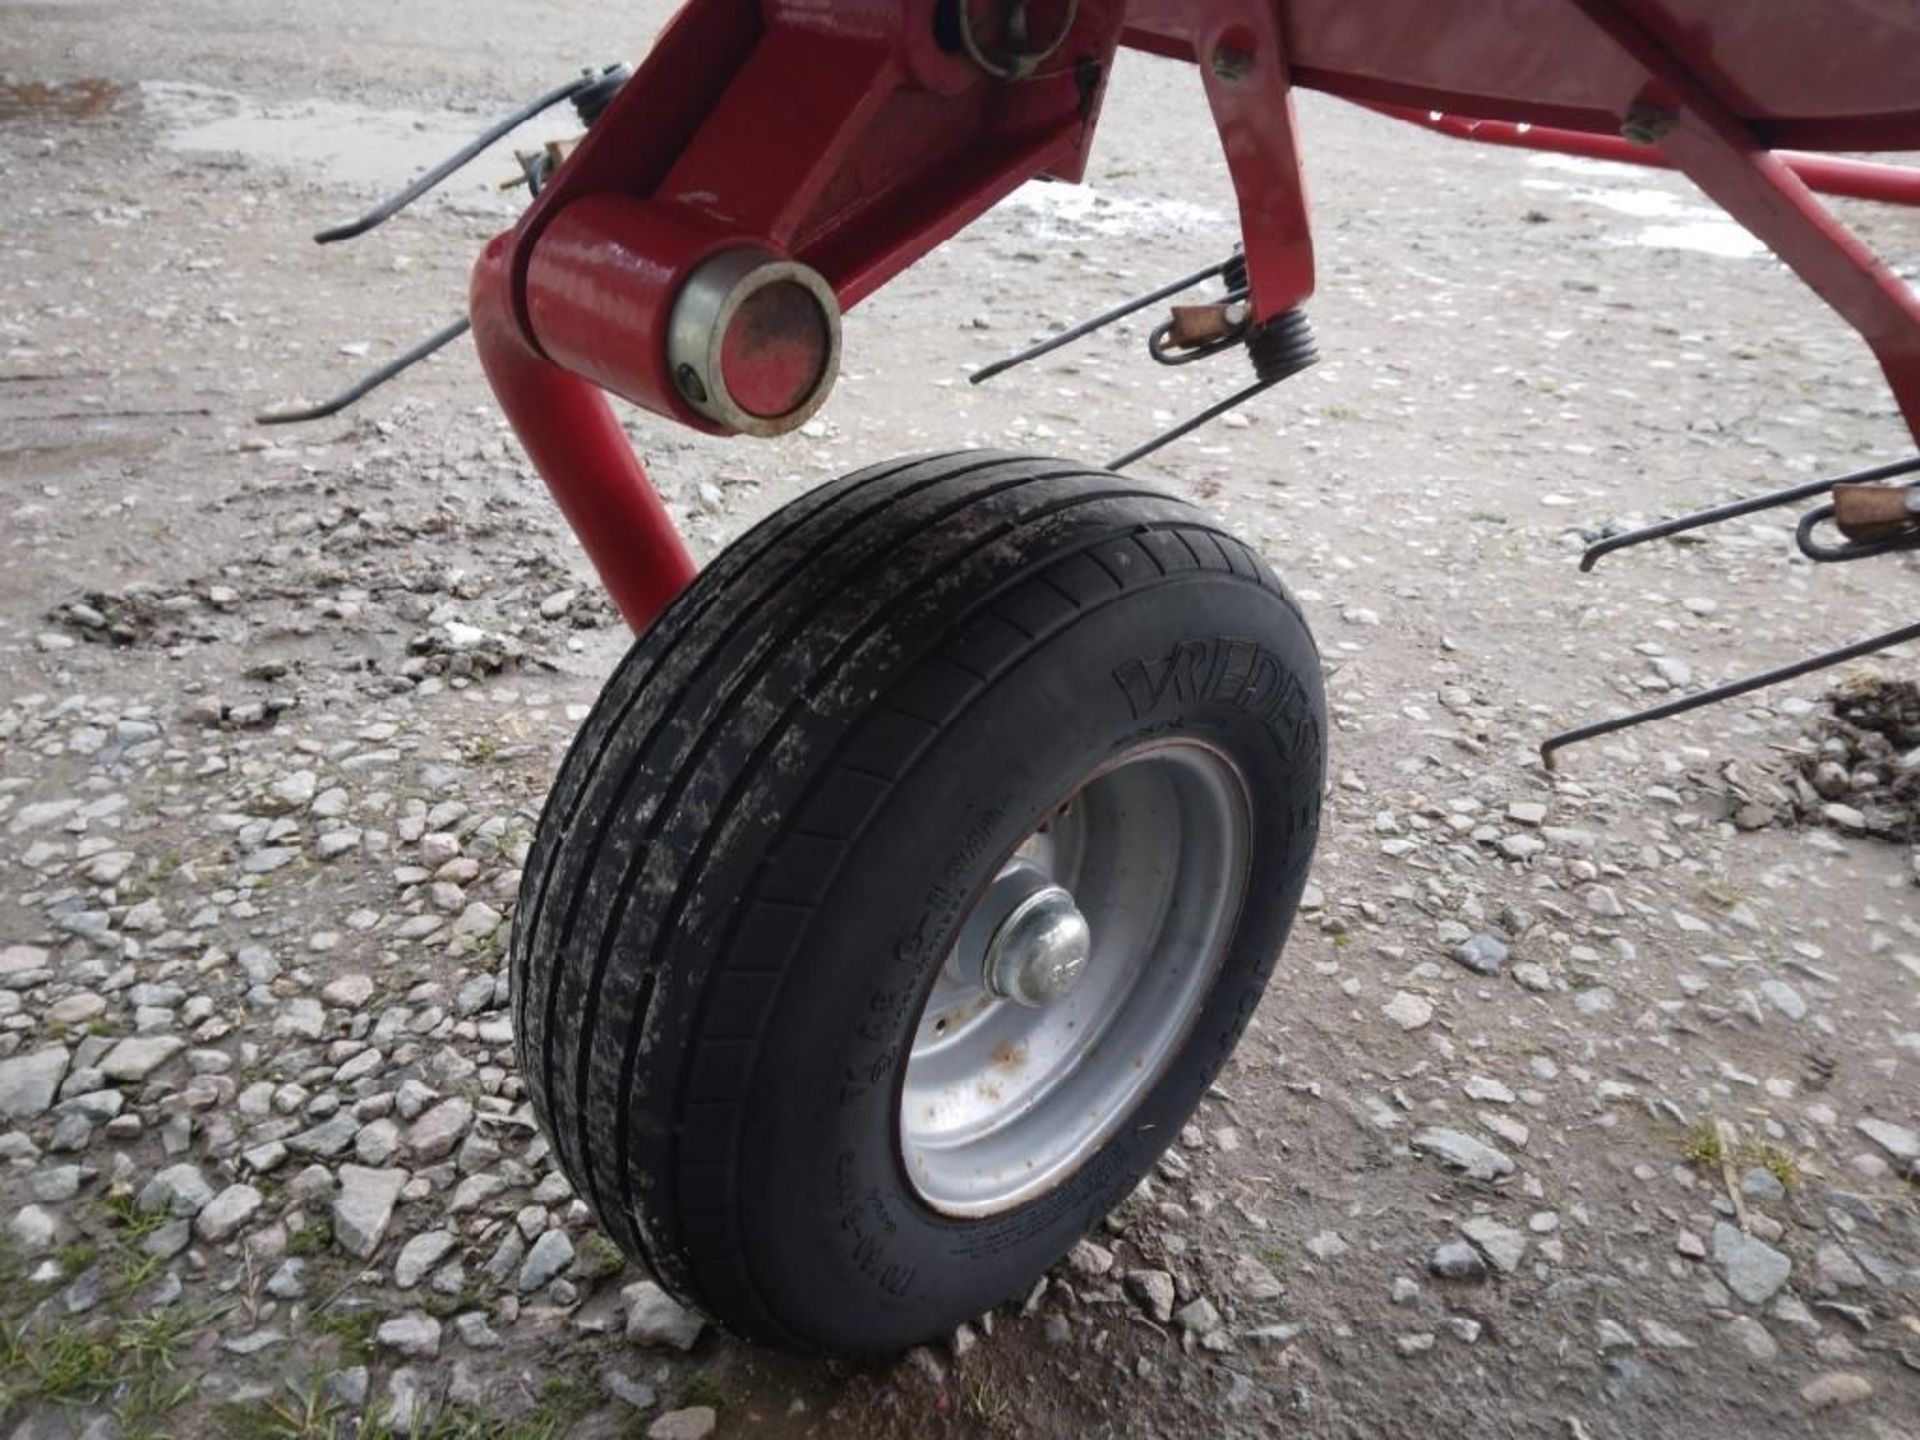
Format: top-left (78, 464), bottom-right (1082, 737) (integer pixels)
top-left (1123, 0), bottom-right (1316, 322)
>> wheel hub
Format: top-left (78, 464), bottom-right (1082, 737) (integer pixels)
top-left (899, 742), bottom-right (1253, 1217)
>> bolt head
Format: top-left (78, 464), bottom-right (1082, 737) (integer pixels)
top-left (1211, 45), bottom-right (1255, 83)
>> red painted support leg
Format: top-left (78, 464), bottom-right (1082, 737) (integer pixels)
top-left (471, 235), bottom-right (697, 633)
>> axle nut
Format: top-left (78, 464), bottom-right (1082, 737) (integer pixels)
top-left (667, 247), bottom-right (841, 437)
top-left (985, 883), bottom-right (1093, 1008)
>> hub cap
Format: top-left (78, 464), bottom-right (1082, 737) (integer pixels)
top-left (899, 742), bottom-right (1253, 1217)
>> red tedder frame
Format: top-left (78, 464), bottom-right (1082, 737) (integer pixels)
top-left (470, 0), bottom-right (1920, 633)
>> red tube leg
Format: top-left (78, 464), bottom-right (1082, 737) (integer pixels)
top-left (470, 234), bottom-right (697, 634)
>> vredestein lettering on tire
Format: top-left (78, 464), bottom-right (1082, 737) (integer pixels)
top-left (512, 451), bottom-right (1326, 1356)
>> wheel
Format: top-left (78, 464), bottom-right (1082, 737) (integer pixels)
top-left (512, 451), bottom-right (1325, 1355)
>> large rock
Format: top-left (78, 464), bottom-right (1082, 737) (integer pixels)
top-left (1712, 1222), bottom-right (1792, 1305)
top-left (0, 1045), bottom-right (70, 1119)
top-left (333, 1166), bottom-right (408, 1259)
top-left (624, 1281), bottom-right (706, 1351)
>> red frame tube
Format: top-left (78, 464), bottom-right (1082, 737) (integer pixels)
top-left (1360, 103), bottom-right (1920, 209)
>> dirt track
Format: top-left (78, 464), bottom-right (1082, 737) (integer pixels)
top-left (2, 4), bottom-right (1918, 1438)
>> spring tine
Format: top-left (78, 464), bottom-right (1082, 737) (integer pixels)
top-left (1106, 374), bottom-right (1280, 471)
top-left (255, 317), bottom-right (472, 425)
top-left (314, 74), bottom-right (598, 244)
top-left (1539, 617), bottom-right (1920, 769)
top-left (969, 258), bottom-right (1230, 385)
top-left (1578, 453), bottom-right (1920, 573)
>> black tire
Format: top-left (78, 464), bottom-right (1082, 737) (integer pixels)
top-left (512, 451), bottom-right (1325, 1356)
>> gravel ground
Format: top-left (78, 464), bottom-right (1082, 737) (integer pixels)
top-left (3, 4), bottom-right (1919, 1438)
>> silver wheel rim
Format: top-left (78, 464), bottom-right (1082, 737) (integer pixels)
top-left (898, 741), bottom-right (1253, 1217)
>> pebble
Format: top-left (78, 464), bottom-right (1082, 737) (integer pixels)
top-left (378, 1312), bottom-right (442, 1360)
top-left (1799, 1372), bottom-right (1872, 1409)
top-left (1412, 1128), bottom-right (1515, 1181)
top-left (1305, 1230), bottom-right (1349, 1261)
top-left (1230, 1252), bottom-right (1283, 1302)
top-left (605, 1370), bottom-right (658, 1411)
top-left (1759, 979), bottom-right (1807, 1021)
top-left (334, 1165), bottom-right (408, 1258)
top-left (1725, 1315), bottom-right (1778, 1361)
top-left (518, 1228), bottom-right (574, 1292)
top-left (1383, 991), bottom-right (1433, 1030)
top-left (1637, 1318), bottom-right (1693, 1350)
top-left (453, 1312), bottom-right (504, 1350)
top-left (407, 1096), bottom-right (473, 1161)
top-left (99, 1034), bottom-right (185, 1082)
top-left (1429, 1241), bottom-right (1487, 1282)
top-left (648, 1408), bottom-right (717, 1440)
top-left (0, 1046), bottom-right (71, 1119)
top-left (195, 1183), bottom-right (263, 1242)
top-left (266, 1259), bottom-right (309, 1299)
top-left (1459, 1217), bottom-right (1528, 1274)
top-left (1711, 1222), bottom-right (1792, 1305)
top-left (9, 1204), bottom-right (57, 1252)
top-left (1174, 1298), bottom-right (1220, 1336)
top-left (1126, 1269), bottom-right (1177, 1323)
top-left (626, 1281), bottom-right (707, 1350)
top-left (1464, 1076), bottom-right (1516, 1105)
top-left (1855, 1116), bottom-right (1918, 1164)
top-left (139, 1163), bottom-right (214, 1218)
top-left (1452, 933), bottom-right (1508, 976)
top-left (394, 1230), bottom-right (459, 1289)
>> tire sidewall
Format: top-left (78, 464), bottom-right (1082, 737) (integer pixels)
top-left (734, 570), bottom-right (1324, 1353)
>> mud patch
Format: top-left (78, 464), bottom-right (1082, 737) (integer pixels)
top-left (0, 77), bottom-right (124, 123)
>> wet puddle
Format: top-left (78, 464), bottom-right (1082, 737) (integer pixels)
top-left (139, 80), bottom-right (578, 215)
top-left (1525, 152), bottom-right (1767, 259)
top-left (1000, 181), bottom-right (1226, 242)
top-left (0, 77), bottom-right (125, 123)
